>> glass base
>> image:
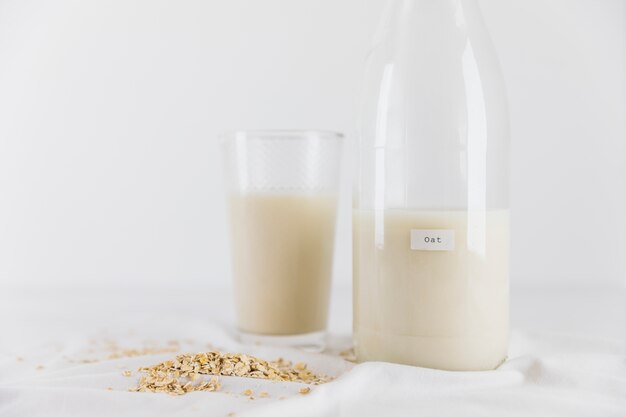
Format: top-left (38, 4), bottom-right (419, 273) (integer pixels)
top-left (238, 330), bottom-right (326, 353)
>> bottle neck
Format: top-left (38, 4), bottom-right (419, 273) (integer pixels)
top-left (376, 0), bottom-right (484, 39)
top-left (388, 0), bottom-right (482, 24)
top-left (396, 0), bottom-right (479, 12)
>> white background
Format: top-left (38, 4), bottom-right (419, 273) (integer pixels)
top-left (0, 0), bottom-right (624, 289)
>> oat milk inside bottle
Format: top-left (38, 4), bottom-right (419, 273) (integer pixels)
top-left (354, 0), bottom-right (510, 371)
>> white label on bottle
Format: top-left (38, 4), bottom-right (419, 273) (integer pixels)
top-left (410, 229), bottom-right (455, 251)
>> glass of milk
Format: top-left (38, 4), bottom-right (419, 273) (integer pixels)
top-left (221, 130), bottom-right (343, 351)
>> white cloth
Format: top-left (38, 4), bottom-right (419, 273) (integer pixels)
top-left (0, 285), bottom-right (624, 417)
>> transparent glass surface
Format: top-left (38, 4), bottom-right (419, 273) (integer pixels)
top-left (354, 0), bottom-right (510, 370)
top-left (221, 130), bottom-right (343, 351)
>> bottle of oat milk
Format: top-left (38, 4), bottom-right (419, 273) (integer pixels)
top-left (354, 0), bottom-right (510, 371)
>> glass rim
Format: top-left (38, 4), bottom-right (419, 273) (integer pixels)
top-left (219, 130), bottom-right (344, 142)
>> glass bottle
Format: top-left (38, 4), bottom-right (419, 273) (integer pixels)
top-left (354, 0), bottom-right (510, 371)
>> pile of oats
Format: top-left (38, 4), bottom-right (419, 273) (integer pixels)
top-left (130, 351), bottom-right (331, 396)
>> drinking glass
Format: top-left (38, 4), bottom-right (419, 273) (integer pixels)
top-left (221, 130), bottom-right (343, 351)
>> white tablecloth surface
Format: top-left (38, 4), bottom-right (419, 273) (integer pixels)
top-left (1, 284), bottom-right (625, 417)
